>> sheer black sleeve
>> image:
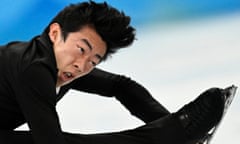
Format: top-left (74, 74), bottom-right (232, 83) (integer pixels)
top-left (70, 68), bottom-right (170, 123)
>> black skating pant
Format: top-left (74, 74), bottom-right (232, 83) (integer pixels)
top-left (0, 113), bottom-right (191, 144)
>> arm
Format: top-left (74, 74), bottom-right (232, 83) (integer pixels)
top-left (70, 68), bottom-right (170, 123)
top-left (13, 64), bottom-right (67, 144)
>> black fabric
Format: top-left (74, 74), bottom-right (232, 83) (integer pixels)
top-left (60, 68), bottom-right (170, 123)
top-left (0, 114), bottom-right (188, 144)
top-left (0, 33), bottom-right (187, 144)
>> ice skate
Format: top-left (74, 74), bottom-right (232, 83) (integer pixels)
top-left (176, 85), bottom-right (237, 144)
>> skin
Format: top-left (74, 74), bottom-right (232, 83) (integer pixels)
top-left (48, 23), bottom-right (107, 87)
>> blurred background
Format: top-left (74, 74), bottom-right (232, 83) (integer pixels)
top-left (1, 0), bottom-right (240, 143)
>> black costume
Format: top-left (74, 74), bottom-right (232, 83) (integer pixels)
top-left (0, 33), bottom-right (189, 144)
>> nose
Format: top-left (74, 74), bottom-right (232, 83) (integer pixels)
top-left (73, 59), bottom-right (88, 74)
top-left (73, 64), bottom-right (82, 73)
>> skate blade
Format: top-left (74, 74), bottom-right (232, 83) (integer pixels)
top-left (198, 85), bottom-right (237, 144)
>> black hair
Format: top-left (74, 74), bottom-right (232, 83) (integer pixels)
top-left (44, 1), bottom-right (136, 60)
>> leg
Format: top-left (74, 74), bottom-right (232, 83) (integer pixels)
top-left (64, 113), bottom-right (188, 144)
top-left (0, 113), bottom-right (187, 144)
top-left (0, 87), bottom-right (226, 144)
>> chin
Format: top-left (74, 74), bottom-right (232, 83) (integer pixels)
top-left (57, 80), bottom-right (72, 87)
top-left (61, 81), bottom-right (73, 87)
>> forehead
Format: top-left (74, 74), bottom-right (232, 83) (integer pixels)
top-left (68, 26), bottom-right (106, 51)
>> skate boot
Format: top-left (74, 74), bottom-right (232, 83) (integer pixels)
top-left (197, 85), bottom-right (237, 144)
top-left (175, 87), bottom-right (227, 142)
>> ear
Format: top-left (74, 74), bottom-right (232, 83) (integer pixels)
top-left (48, 23), bottom-right (62, 43)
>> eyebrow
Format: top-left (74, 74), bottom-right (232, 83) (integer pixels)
top-left (81, 39), bottom-right (92, 50)
top-left (81, 39), bottom-right (103, 61)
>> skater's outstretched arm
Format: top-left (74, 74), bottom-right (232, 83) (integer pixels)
top-left (67, 68), bottom-right (170, 123)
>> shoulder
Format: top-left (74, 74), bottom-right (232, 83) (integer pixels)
top-left (2, 37), bottom-right (57, 81)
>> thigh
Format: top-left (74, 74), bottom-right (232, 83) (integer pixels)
top-left (0, 114), bottom-right (188, 144)
top-left (65, 114), bottom-right (189, 144)
top-left (0, 130), bottom-right (147, 144)
top-left (64, 132), bottom-right (149, 144)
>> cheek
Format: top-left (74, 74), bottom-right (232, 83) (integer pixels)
top-left (76, 69), bottom-right (92, 79)
top-left (58, 52), bottom-right (77, 69)
top-left (86, 66), bottom-right (94, 74)
top-left (83, 66), bottom-right (93, 75)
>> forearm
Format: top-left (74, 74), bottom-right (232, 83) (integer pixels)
top-left (112, 75), bottom-right (170, 123)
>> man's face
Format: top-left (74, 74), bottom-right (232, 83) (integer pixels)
top-left (49, 23), bottom-right (107, 87)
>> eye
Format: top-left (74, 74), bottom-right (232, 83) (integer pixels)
top-left (77, 46), bottom-right (85, 54)
top-left (90, 61), bottom-right (97, 66)
top-left (79, 47), bottom-right (85, 54)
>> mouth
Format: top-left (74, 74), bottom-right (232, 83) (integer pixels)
top-left (61, 72), bottom-right (74, 82)
top-left (64, 72), bottom-right (73, 78)
top-left (57, 71), bottom-right (75, 87)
